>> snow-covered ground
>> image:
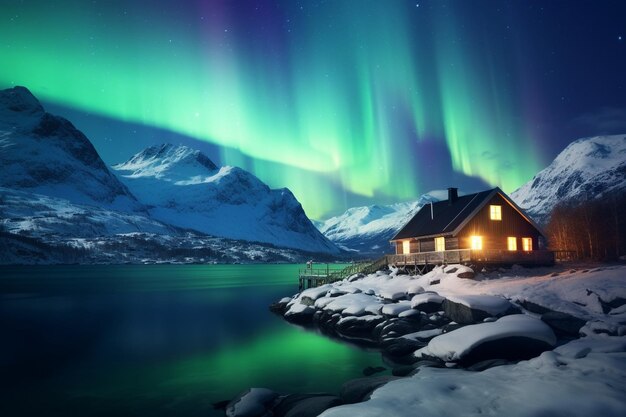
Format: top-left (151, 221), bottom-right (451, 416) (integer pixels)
top-left (273, 264), bottom-right (626, 417)
top-left (320, 335), bottom-right (626, 417)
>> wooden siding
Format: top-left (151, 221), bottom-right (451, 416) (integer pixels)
top-left (458, 193), bottom-right (541, 251)
top-left (420, 239), bottom-right (435, 252)
top-left (445, 237), bottom-right (459, 250)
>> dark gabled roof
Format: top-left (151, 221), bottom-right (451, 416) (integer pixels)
top-left (392, 189), bottom-right (495, 240)
top-left (391, 187), bottom-right (546, 241)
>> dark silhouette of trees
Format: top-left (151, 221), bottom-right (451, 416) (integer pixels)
top-left (546, 192), bottom-right (626, 261)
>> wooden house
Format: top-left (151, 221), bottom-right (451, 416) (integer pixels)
top-left (388, 187), bottom-right (554, 268)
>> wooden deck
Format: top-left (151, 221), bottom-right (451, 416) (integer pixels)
top-left (388, 249), bottom-right (554, 267)
top-left (298, 250), bottom-right (554, 289)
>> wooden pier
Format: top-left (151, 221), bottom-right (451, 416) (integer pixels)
top-left (298, 257), bottom-right (389, 290)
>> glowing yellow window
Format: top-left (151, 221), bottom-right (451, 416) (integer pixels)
top-left (490, 205), bottom-right (502, 220)
top-left (470, 236), bottom-right (483, 250)
top-left (522, 237), bottom-right (533, 251)
top-left (435, 237), bottom-right (445, 252)
top-left (402, 240), bottom-right (411, 254)
top-left (507, 237), bottom-right (517, 251)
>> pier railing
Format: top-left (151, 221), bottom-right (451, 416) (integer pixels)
top-left (298, 256), bottom-right (389, 290)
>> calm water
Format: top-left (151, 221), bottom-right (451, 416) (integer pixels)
top-left (0, 264), bottom-right (385, 417)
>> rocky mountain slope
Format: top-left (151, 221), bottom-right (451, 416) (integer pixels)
top-left (0, 86), bottom-right (141, 211)
top-left (511, 135), bottom-right (626, 223)
top-left (112, 144), bottom-right (339, 254)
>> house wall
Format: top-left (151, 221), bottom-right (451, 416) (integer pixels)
top-left (458, 193), bottom-right (541, 250)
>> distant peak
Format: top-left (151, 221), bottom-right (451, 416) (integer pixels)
top-left (0, 86), bottom-right (44, 114)
top-left (113, 143), bottom-right (219, 179)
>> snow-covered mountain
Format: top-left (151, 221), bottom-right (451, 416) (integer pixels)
top-left (317, 193), bottom-right (442, 255)
top-left (0, 86), bottom-right (141, 211)
top-left (112, 144), bottom-right (340, 254)
top-left (511, 135), bottom-right (626, 223)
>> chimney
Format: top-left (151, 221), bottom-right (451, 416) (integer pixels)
top-left (447, 187), bottom-right (458, 205)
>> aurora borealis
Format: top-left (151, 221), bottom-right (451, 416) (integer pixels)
top-left (2, 1), bottom-right (625, 219)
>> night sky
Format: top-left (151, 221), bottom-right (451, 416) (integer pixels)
top-left (1, 0), bottom-right (625, 219)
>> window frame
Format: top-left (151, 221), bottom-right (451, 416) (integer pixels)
top-left (507, 236), bottom-right (517, 251)
top-left (489, 205), bottom-right (502, 221)
top-left (522, 237), bottom-right (533, 251)
top-left (434, 237), bottom-right (445, 252)
top-left (402, 240), bottom-right (411, 254)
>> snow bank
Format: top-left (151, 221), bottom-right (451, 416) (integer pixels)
top-left (320, 335), bottom-right (626, 417)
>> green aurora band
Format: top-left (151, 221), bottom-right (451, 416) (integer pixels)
top-left (0, 1), bottom-right (542, 219)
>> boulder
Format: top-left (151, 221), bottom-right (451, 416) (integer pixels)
top-left (443, 295), bottom-right (520, 324)
top-left (226, 388), bottom-right (279, 417)
top-left (362, 366), bottom-right (386, 376)
top-left (277, 395), bottom-right (341, 417)
top-left (269, 298), bottom-right (291, 314)
top-left (415, 315), bottom-right (557, 366)
top-left (335, 315), bottom-right (385, 341)
top-left (284, 303), bottom-right (316, 325)
top-left (411, 293), bottom-right (445, 313)
top-left (379, 318), bottom-right (424, 340)
top-left (457, 270), bottom-right (475, 279)
top-left (340, 376), bottom-right (400, 404)
top-left (541, 311), bottom-right (587, 338)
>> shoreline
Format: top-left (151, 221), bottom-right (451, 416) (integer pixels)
top-left (224, 263), bottom-right (626, 417)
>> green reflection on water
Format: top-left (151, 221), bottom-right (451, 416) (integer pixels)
top-left (0, 263), bottom-right (351, 292)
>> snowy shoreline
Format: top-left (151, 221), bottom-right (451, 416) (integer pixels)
top-left (225, 264), bottom-right (626, 417)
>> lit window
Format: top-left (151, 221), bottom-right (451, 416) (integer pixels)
top-left (402, 240), bottom-right (411, 254)
top-left (507, 237), bottom-right (517, 251)
top-left (522, 238), bottom-right (533, 251)
top-left (435, 237), bottom-right (445, 252)
top-left (490, 205), bottom-right (502, 220)
top-left (470, 236), bottom-right (483, 250)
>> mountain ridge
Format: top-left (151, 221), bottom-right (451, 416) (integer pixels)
top-left (511, 134), bottom-right (626, 223)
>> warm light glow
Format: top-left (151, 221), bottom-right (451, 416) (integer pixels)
top-left (508, 236), bottom-right (517, 251)
top-left (435, 237), bottom-right (445, 252)
top-left (470, 236), bottom-right (483, 250)
top-left (490, 205), bottom-right (502, 220)
top-left (402, 240), bottom-right (411, 255)
top-left (522, 237), bottom-right (533, 251)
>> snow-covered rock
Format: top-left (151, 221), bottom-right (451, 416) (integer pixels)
top-left (410, 293), bottom-right (445, 313)
top-left (112, 144), bottom-right (340, 254)
top-left (511, 134), bottom-right (626, 222)
top-left (0, 86), bottom-right (141, 211)
top-left (381, 301), bottom-right (413, 317)
top-left (225, 387), bottom-right (279, 417)
top-left (316, 193), bottom-right (441, 254)
top-left (443, 294), bottom-right (519, 324)
top-left (415, 315), bottom-right (556, 364)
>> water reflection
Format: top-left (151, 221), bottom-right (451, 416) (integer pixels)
top-left (0, 265), bottom-right (384, 416)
